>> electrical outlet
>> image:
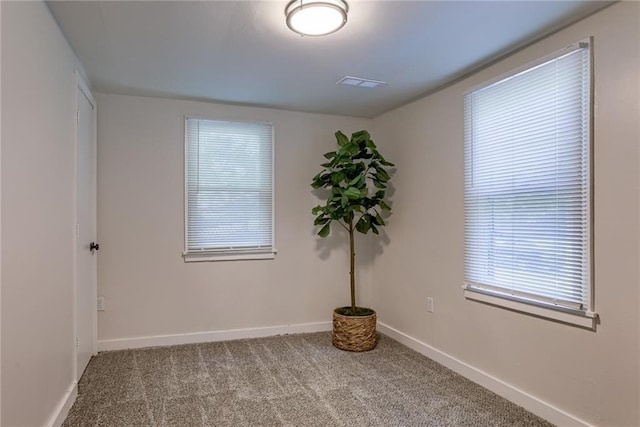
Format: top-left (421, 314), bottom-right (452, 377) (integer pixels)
top-left (97, 296), bottom-right (105, 311)
top-left (427, 297), bottom-right (434, 313)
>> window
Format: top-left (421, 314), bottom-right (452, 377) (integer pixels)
top-left (463, 40), bottom-right (596, 328)
top-left (184, 116), bottom-right (274, 262)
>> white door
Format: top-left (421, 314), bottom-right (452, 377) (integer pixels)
top-left (75, 75), bottom-right (97, 380)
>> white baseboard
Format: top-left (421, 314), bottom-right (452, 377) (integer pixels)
top-left (98, 321), bottom-right (333, 352)
top-left (377, 322), bottom-right (592, 427)
top-left (47, 381), bottom-right (77, 427)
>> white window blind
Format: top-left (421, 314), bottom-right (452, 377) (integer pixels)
top-left (184, 117), bottom-right (274, 260)
top-left (463, 41), bottom-right (594, 322)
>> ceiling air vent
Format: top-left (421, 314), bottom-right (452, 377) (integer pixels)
top-left (337, 76), bottom-right (387, 88)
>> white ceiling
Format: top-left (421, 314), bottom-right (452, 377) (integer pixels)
top-left (47, 1), bottom-right (612, 118)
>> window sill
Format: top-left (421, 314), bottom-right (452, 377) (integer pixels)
top-left (463, 287), bottom-right (598, 329)
top-left (183, 250), bottom-right (276, 263)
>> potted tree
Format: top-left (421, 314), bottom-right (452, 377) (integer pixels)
top-left (311, 130), bottom-right (394, 352)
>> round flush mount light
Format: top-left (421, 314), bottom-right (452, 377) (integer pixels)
top-left (285, 0), bottom-right (348, 36)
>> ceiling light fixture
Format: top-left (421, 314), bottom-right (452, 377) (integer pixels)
top-left (285, 0), bottom-right (348, 36)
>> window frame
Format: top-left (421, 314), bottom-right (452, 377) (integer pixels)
top-left (183, 115), bottom-right (276, 262)
top-left (462, 39), bottom-right (597, 328)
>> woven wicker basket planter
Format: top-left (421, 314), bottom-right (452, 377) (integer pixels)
top-left (332, 308), bottom-right (377, 352)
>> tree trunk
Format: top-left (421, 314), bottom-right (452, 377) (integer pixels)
top-left (349, 219), bottom-right (356, 310)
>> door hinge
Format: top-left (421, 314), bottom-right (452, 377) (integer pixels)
top-left (76, 336), bottom-right (80, 349)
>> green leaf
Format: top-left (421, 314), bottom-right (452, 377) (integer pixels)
top-left (311, 172), bottom-right (328, 185)
top-left (311, 181), bottom-right (322, 189)
top-left (311, 206), bottom-right (322, 215)
top-left (374, 213), bottom-right (385, 226)
top-left (314, 216), bottom-right (330, 226)
top-left (366, 139), bottom-right (377, 150)
top-left (351, 130), bottom-right (370, 142)
top-left (331, 171), bottom-right (346, 185)
top-left (355, 215), bottom-right (370, 233)
top-left (373, 150), bottom-right (394, 166)
top-left (372, 179), bottom-right (386, 189)
top-left (344, 187), bottom-right (361, 199)
top-left (323, 151), bottom-right (336, 160)
top-left (379, 200), bottom-right (391, 211)
top-left (348, 175), bottom-right (363, 187)
top-left (370, 224), bottom-right (379, 235)
top-left (318, 222), bottom-right (331, 238)
top-left (375, 167), bottom-right (391, 182)
top-left (335, 131), bottom-right (349, 146)
top-left (339, 142), bottom-right (359, 157)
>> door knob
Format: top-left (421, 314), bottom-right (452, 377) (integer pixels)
top-left (89, 242), bottom-right (100, 252)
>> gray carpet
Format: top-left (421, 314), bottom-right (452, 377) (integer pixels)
top-left (62, 332), bottom-right (553, 426)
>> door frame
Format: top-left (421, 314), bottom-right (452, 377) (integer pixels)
top-left (72, 69), bottom-right (98, 384)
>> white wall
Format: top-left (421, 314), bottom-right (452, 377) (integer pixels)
top-left (1, 2), bottom-right (89, 426)
top-left (96, 93), bottom-right (373, 344)
top-left (372, 2), bottom-right (639, 426)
